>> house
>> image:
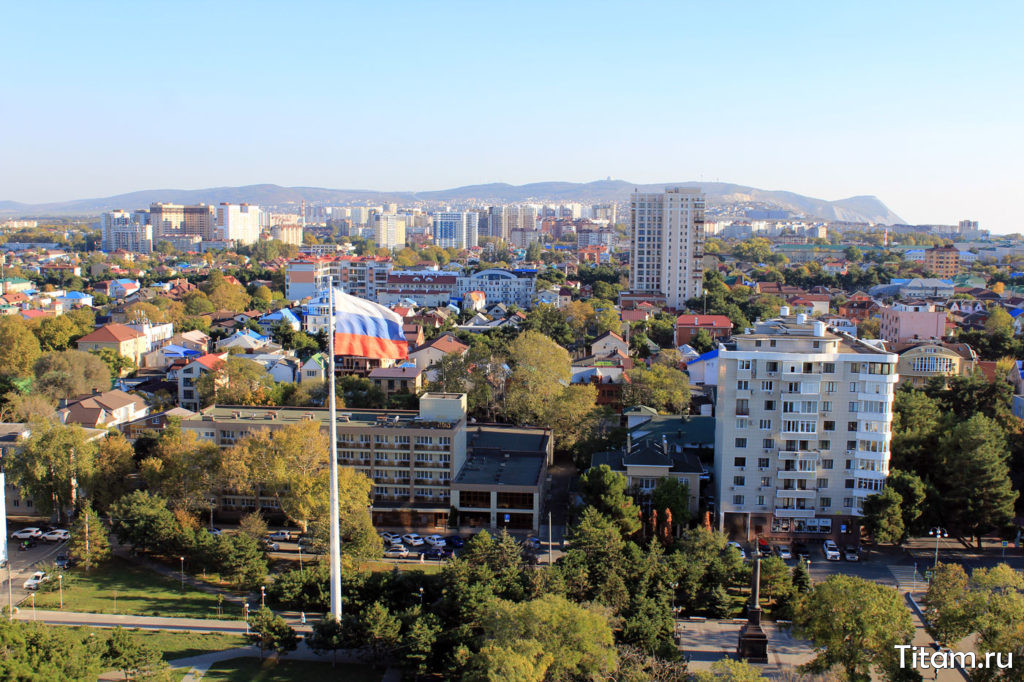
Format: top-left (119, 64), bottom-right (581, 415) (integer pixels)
top-left (879, 302), bottom-right (947, 343)
top-left (141, 344), bottom-right (203, 369)
top-left (126, 322), bottom-right (175, 352)
top-left (674, 314), bottom-right (733, 347)
top-left (684, 349), bottom-right (719, 387)
top-left (590, 331), bottom-right (628, 357)
top-left (110, 278), bottom-right (141, 299)
top-left (368, 365), bottom-right (424, 396)
top-left (58, 290), bottom-right (93, 308)
top-left (76, 323), bottom-right (149, 365)
top-left (403, 324), bottom-right (425, 348)
top-left (892, 341), bottom-right (978, 388)
top-left (215, 329), bottom-right (277, 354)
top-left (409, 333), bottom-right (470, 381)
top-left (300, 353), bottom-right (328, 383)
top-left (169, 353), bottom-right (227, 412)
top-left (787, 293), bottom-right (830, 316)
top-left (122, 407), bottom-right (197, 440)
top-left (59, 389), bottom-right (149, 429)
top-left (824, 317), bottom-right (858, 337)
top-left (257, 308), bottom-right (301, 333)
top-left (571, 366), bottom-right (628, 411)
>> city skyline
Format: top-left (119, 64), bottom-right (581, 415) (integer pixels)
top-left (4, 2), bottom-right (1022, 232)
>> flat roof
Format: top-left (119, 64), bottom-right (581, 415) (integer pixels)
top-left (454, 426), bottom-right (550, 487)
top-left (183, 405), bottom-right (457, 429)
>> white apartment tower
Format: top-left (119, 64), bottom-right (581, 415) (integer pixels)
top-left (629, 187), bottom-right (705, 309)
top-left (713, 314), bottom-right (897, 543)
top-left (432, 212), bottom-right (479, 250)
top-left (373, 214), bottom-right (407, 249)
top-left (217, 203), bottom-right (264, 245)
top-left (100, 210), bottom-right (153, 253)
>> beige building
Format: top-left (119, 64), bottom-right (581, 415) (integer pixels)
top-left (145, 203), bottom-right (217, 241)
top-left (924, 245), bottom-right (960, 278)
top-left (373, 213), bottom-right (407, 249)
top-left (628, 187), bottom-right (705, 310)
top-left (714, 315), bottom-right (897, 543)
top-left (892, 341), bottom-right (977, 388)
top-left (76, 323), bottom-right (149, 365)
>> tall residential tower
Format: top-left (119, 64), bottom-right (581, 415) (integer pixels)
top-left (629, 187), bottom-right (705, 309)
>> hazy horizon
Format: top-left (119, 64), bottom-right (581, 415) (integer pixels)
top-left (4, 2), bottom-right (1022, 232)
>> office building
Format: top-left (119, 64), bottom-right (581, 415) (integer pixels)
top-left (714, 314), bottom-right (897, 543)
top-left (100, 210), bottom-right (153, 253)
top-left (455, 268), bottom-right (537, 307)
top-left (629, 187), bottom-right (705, 309)
top-left (285, 255), bottom-right (393, 302)
top-left (432, 212), bottom-right (479, 250)
top-left (217, 203), bottom-right (264, 245)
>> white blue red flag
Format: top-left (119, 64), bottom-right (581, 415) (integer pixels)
top-left (332, 288), bottom-right (408, 359)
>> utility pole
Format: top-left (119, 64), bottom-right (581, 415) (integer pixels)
top-left (327, 281), bottom-right (343, 620)
top-left (547, 510), bottom-right (553, 566)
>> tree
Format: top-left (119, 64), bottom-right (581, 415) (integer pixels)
top-left (89, 432), bottom-right (137, 514)
top-left (650, 477), bottom-right (691, 531)
top-left (693, 658), bottom-right (769, 681)
top-left (984, 306), bottom-right (1015, 336)
top-left (34, 315), bottom-right (83, 352)
top-left (0, 618), bottom-right (104, 679)
top-left (91, 348), bottom-right (137, 378)
top-left (308, 615), bottom-right (347, 666)
top-left (525, 240), bottom-right (543, 262)
top-left (252, 285), bottom-right (273, 304)
top-left (467, 641), bottom-right (553, 682)
top-left (505, 331), bottom-right (571, 425)
top-left (887, 469), bottom-right (926, 537)
top-left (691, 328), bottom-right (716, 353)
top-left (623, 364), bottom-right (691, 414)
top-left (246, 607), bottom-right (299, 660)
top-left (140, 424), bottom-right (222, 515)
top-left (108, 490), bottom-right (180, 555)
top-left (924, 562), bottom-right (974, 645)
top-left (541, 383), bottom-right (601, 453)
top-left (69, 502), bottom-right (111, 570)
top-left (33, 349), bottom-right (111, 400)
top-left (0, 317), bottom-right (41, 377)
top-left (5, 419), bottom-right (96, 522)
top-left (704, 584), bottom-right (733, 618)
top-left (579, 465), bottom-right (642, 535)
top-left (476, 595), bottom-right (618, 681)
top-left (795, 574), bottom-right (914, 681)
top-left (353, 601), bottom-right (402, 662)
top-left (792, 559), bottom-right (811, 594)
top-left (400, 609), bottom-right (441, 675)
top-left (238, 511), bottom-right (269, 540)
top-left (201, 270), bottom-right (251, 312)
top-left (844, 246), bottom-right (864, 262)
top-left (214, 533), bottom-right (267, 590)
top-left (593, 306), bottom-right (621, 336)
top-left (522, 305), bottom-right (573, 347)
top-left (103, 627), bottom-right (165, 680)
top-left (862, 487), bottom-right (905, 545)
top-left (183, 291), bottom-right (215, 316)
top-left (935, 414), bottom-right (1018, 544)
top-left (196, 356), bottom-right (275, 407)
top-left (759, 555), bottom-right (794, 606)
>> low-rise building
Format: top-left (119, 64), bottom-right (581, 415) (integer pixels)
top-left (892, 341), bottom-right (978, 388)
top-left (879, 302), bottom-right (947, 343)
top-left (675, 314), bottom-right (733, 347)
top-left (76, 323), bottom-right (149, 365)
top-left (58, 390), bottom-right (149, 429)
top-left (368, 365), bottom-right (424, 396)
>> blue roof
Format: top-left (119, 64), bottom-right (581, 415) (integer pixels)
top-left (115, 278), bottom-right (138, 285)
top-left (687, 349), bottom-right (719, 365)
top-left (1009, 309), bottom-right (1024, 319)
top-left (161, 344), bottom-right (201, 358)
top-left (259, 308), bottom-right (299, 324)
top-left (63, 291), bottom-right (90, 299)
top-left (232, 328), bottom-right (270, 341)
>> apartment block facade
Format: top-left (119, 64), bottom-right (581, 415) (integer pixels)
top-left (924, 245), bottom-right (960, 278)
top-left (432, 212), bottom-right (478, 250)
top-left (100, 210), bottom-right (153, 253)
top-left (217, 203), bottom-right (264, 245)
top-left (629, 187), bottom-right (705, 310)
top-left (713, 315), bottom-right (897, 543)
top-left (285, 256), bottom-right (393, 302)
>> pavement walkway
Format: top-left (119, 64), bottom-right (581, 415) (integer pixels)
top-left (12, 608), bottom-right (315, 634)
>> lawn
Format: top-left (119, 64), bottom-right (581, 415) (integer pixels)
top-left (30, 562), bottom-right (241, 619)
top-left (358, 561), bottom-right (443, 575)
top-left (204, 658), bottom-right (380, 682)
top-left (61, 625), bottom-right (247, 661)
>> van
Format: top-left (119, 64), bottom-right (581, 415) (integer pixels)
top-left (822, 539), bottom-right (841, 561)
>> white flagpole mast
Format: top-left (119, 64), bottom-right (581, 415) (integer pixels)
top-left (327, 281), bottom-right (343, 619)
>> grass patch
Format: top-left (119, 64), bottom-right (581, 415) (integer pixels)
top-left (358, 561), bottom-right (443, 575)
top-left (58, 625), bottom-right (247, 661)
top-left (204, 658), bottom-right (380, 682)
top-left (31, 562), bottom-right (241, 619)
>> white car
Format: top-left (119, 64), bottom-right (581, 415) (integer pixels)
top-left (402, 533), bottom-right (424, 546)
top-left (822, 540), bottom-right (841, 561)
top-left (384, 544), bottom-right (409, 559)
top-left (267, 530), bottom-right (293, 541)
top-left (23, 571), bottom-right (47, 590)
top-left (424, 534), bottom-right (446, 548)
top-left (380, 531), bottom-right (401, 544)
top-left (775, 544), bottom-right (792, 560)
top-left (11, 528), bottom-right (42, 540)
top-left (727, 541), bottom-right (746, 559)
top-left (42, 529), bottom-right (70, 543)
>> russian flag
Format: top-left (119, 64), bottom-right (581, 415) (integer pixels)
top-left (332, 288), bottom-right (408, 360)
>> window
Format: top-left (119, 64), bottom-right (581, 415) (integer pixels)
top-left (733, 495), bottom-right (744, 505)
top-left (736, 417), bottom-right (749, 429)
top-left (819, 440), bottom-right (830, 450)
top-left (761, 439), bottom-right (774, 450)
top-left (817, 478), bottom-right (828, 489)
top-left (845, 479), bottom-right (855, 488)
top-left (820, 496), bottom-right (832, 508)
top-left (757, 495), bottom-right (766, 506)
top-left (733, 457), bottom-right (746, 467)
top-left (761, 380), bottom-right (774, 391)
top-left (735, 438), bottom-right (747, 448)
top-left (822, 401), bottom-right (832, 412)
top-left (733, 476), bottom-right (745, 486)
top-left (738, 360), bottom-right (751, 370)
top-left (757, 457), bottom-right (770, 468)
top-left (823, 421), bottom-right (835, 431)
top-left (823, 362), bottom-right (835, 373)
top-left (766, 361), bottom-right (779, 373)
top-left (764, 400), bottom-right (776, 411)
top-left (849, 382), bottom-right (858, 392)
top-left (760, 476), bottom-right (771, 486)
top-left (846, 441), bottom-right (856, 451)
top-left (737, 380), bottom-right (749, 390)
top-left (759, 419), bottom-right (772, 430)
top-left (736, 399), bottom-right (749, 416)
top-left (846, 421), bottom-right (857, 432)
top-left (825, 381), bottom-right (837, 393)
top-left (843, 497), bottom-right (855, 508)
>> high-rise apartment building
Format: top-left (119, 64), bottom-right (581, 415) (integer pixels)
top-left (100, 210), bottom-right (153, 253)
top-left (285, 255), bottom-right (393, 301)
top-left (629, 187), bottom-right (705, 309)
top-left (923, 245), bottom-right (960, 278)
top-left (432, 212), bottom-right (479, 249)
top-left (373, 213), bottom-right (407, 249)
top-left (713, 314), bottom-right (897, 543)
top-left (146, 203), bottom-right (217, 241)
top-left (217, 203), bottom-right (264, 245)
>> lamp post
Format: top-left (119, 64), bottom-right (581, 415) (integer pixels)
top-left (418, 586), bottom-right (424, 606)
top-left (244, 602), bottom-right (249, 634)
top-left (260, 586), bottom-right (266, 609)
top-left (31, 593), bottom-right (35, 620)
top-left (58, 575), bottom-right (63, 610)
top-left (179, 557), bottom-right (185, 592)
top-left (298, 543), bottom-right (304, 578)
top-left (929, 527), bottom-right (948, 569)
top-left (670, 581), bottom-right (678, 616)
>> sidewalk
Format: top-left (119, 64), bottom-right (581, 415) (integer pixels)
top-left (13, 608), bottom-right (315, 634)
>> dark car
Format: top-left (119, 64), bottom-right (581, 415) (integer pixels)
top-left (421, 547), bottom-right (454, 560)
top-left (55, 552), bottom-right (75, 569)
top-left (444, 535), bottom-right (465, 548)
top-left (793, 542), bottom-right (809, 561)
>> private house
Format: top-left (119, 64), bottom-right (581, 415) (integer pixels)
top-left (369, 365), bottom-right (424, 396)
top-left (674, 314), bottom-right (733, 347)
top-left (76, 323), bottom-right (149, 365)
top-left (58, 389), bottom-right (149, 429)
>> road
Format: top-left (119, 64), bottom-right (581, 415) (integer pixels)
top-left (3, 529), bottom-right (68, 609)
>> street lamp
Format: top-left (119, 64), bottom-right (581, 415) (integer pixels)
top-left (244, 602), bottom-right (249, 634)
top-left (58, 575), bottom-right (63, 610)
top-left (929, 527), bottom-right (948, 569)
top-left (260, 586), bottom-right (266, 609)
top-left (670, 581), bottom-right (678, 616)
top-left (179, 557), bottom-right (185, 592)
top-left (31, 593), bottom-right (35, 621)
top-left (418, 586), bottom-right (424, 606)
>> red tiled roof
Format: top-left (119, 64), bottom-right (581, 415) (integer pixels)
top-left (191, 354), bottom-right (227, 371)
top-left (77, 323), bottom-right (145, 344)
top-left (675, 314), bottom-right (732, 328)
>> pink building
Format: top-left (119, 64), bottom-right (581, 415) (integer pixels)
top-left (879, 302), bottom-right (946, 343)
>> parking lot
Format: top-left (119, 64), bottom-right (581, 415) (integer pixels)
top-left (3, 523), bottom-right (70, 607)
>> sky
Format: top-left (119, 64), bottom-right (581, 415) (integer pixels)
top-left (3, 1), bottom-right (1022, 231)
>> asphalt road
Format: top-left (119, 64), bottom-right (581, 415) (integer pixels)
top-left (3, 531), bottom-right (68, 608)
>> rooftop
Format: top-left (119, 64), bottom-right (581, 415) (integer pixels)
top-left (185, 404), bottom-right (458, 430)
top-left (454, 426), bottom-right (550, 487)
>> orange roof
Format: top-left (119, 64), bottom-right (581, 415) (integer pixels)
top-left (77, 323), bottom-right (145, 344)
top-left (424, 333), bottom-right (470, 355)
top-left (191, 354), bottom-right (227, 371)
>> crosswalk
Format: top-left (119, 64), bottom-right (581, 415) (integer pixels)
top-left (889, 565), bottom-right (926, 591)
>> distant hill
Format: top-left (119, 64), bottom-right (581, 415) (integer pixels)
top-left (0, 180), bottom-right (904, 224)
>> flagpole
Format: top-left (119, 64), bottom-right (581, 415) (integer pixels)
top-left (327, 281), bottom-right (343, 620)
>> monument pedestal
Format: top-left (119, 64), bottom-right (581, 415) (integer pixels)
top-left (736, 605), bottom-right (769, 663)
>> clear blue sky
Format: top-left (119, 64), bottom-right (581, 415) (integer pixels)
top-left (4, 1), bottom-right (1022, 231)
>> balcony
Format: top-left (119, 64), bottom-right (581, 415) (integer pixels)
top-left (776, 488), bottom-right (816, 499)
top-left (774, 508), bottom-right (815, 518)
top-left (777, 469), bottom-right (815, 480)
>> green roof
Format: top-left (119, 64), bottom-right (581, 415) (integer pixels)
top-left (630, 415), bottom-right (715, 447)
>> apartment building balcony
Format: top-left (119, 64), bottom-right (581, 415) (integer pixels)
top-left (776, 488), bottom-right (816, 499)
top-left (777, 469), bottom-right (815, 480)
top-left (774, 507), bottom-right (815, 518)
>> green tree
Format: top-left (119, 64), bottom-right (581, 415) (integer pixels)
top-left (505, 330), bottom-right (570, 423)
top-left (792, 559), bottom-right (812, 594)
top-left (237, 511), bottom-right (269, 540)
top-left (183, 290), bottom-right (215, 316)
top-left (691, 328), bottom-right (716, 353)
top-left (923, 562), bottom-right (974, 645)
top-left (579, 465), bottom-right (642, 535)
top-left (887, 469), bottom-right (926, 537)
top-left (525, 240), bottom-right (543, 263)
top-left (90, 348), bottom-right (137, 378)
top-left (693, 657), bottom-right (769, 681)
top-left (33, 349), bottom-right (111, 400)
top-left (308, 615), bottom-right (346, 666)
top-left (650, 477), bottom-right (691, 531)
top-left (0, 317), bottom-right (42, 377)
top-left (196, 356), bottom-right (274, 406)
top-left (5, 419), bottom-right (97, 522)
top-left (108, 490), bottom-right (180, 554)
top-left (69, 502), bottom-right (111, 570)
top-left (467, 641), bottom-right (553, 682)
top-left (140, 423), bottom-right (222, 515)
top-left (34, 315), bottom-right (82, 352)
top-left (862, 487), bottom-right (905, 545)
top-left (201, 270), bottom-right (250, 312)
top-left (704, 584), bottom-right (733, 618)
top-left (795, 574), bottom-right (914, 681)
top-left (759, 555), bottom-right (794, 606)
top-left (0, 618), bottom-right (104, 679)
top-left (352, 601), bottom-right (402, 662)
top-left (521, 305), bottom-right (573, 347)
top-left (246, 607), bottom-right (299, 660)
top-left (400, 609), bottom-right (441, 675)
top-left (89, 432), bottom-right (137, 514)
top-left (623, 364), bottom-right (691, 414)
top-left (214, 533), bottom-right (267, 590)
top-left (103, 627), bottom-right (165, 680)
top-left (936, 414), bottom-right (1018, 544)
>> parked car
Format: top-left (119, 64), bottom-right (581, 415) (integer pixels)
top-left (844, 545), bottom-right (860, 562)
top-left (267, 530), bottom-right (293, 542)
top-left (421, 547), bottom-right (454, 560)
top-left (263, 540), bottom-right (280, 552)
top-left (55, 552), bottom-right (72, 569)
top-left (402, 533), bottom-right (424, 546)
top-left (23, 571), bottom-right (47, 590)
top-left (42, 529), bottom-right (70, 543)
top-left (774, 544), bottom-right (792, 560)
top-left (726, 541), bottom-right (746, 559)
top-left (380, 531), bottom-right (401, 544)
top-left (384, 545), bottom-right (410, 559)
top-left (206, 527), bottom-right (223, 536)
top-left (445, 535), bottom-right (465, 548)
top-left (424, 534), bottom-right (446, 548)
top-left (523, 536), bottom-right (542, 550)
top-left (793, 542), bottom-right (809, 561)
top-left (11, 528), bottom-right (42, 540)
top-left (822, 540), bottom-right (841, 561)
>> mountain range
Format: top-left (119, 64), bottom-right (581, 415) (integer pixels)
top-left (0, 180), bottom-right (905, 224)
